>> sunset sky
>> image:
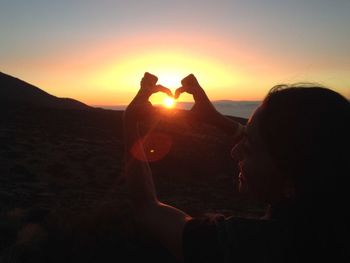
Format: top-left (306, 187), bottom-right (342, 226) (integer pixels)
top-left (1, 0), bottom-right (349, 105)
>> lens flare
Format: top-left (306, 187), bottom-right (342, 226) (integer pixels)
top-left (130, 132), bottom-right (173, 162)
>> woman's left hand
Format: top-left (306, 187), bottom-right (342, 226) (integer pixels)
top-left (123, 72), bottom-right (173, 128)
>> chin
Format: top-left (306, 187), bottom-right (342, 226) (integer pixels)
top-left (238, 182), bottom-right (249, 194)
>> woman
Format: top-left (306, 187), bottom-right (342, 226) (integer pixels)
top-left (123, 72), bottom-right (349, 262)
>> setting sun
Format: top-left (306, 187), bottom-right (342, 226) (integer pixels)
top-left (163, 97), bottom-right (175, 108)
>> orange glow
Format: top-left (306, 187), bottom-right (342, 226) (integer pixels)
top-left (8, 31), bottom-right (349, 106)
top-left (86, 50), bottom-right (243, 105)
top-left (8, 33), bottom-right (273, 105)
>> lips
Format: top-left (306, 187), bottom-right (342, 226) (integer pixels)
top-left (238, 172), bottom-right (243, 181)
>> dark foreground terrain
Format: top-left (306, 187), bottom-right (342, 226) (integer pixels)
top-left (0, 106), bottom-right (265, 262)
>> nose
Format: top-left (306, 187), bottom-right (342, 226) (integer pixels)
top-left (231, 141), bottom-right (244, 162)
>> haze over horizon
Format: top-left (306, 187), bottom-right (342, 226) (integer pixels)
top-left (1, 0), bottom-right (349, 105)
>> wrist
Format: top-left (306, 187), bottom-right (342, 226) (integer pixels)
top-left (193, 88), bottom-right (209, 102)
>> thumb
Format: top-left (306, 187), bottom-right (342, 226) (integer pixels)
top-left (181, 74), bottom-right (199, 88)
top-left (141, 72), bottom-right (158, 87)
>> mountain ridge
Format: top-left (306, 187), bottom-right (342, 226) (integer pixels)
top-left (0, 72), bottom-right (90, 110)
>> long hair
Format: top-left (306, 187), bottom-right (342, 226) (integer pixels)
top-left (259, 84), bottom-right (349, 206)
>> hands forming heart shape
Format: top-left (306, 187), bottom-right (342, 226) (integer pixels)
top-left (124, 72), bottom-right (216, 125)
top-left (126, 72), bottom-right (210, 161)
top-left (139, 72), bottom-right (205, 102)
top-left (124, 72), bottom-right (222, 161)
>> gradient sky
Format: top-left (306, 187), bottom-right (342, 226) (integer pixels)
top-left (1, 0), bottom-right (349, 105)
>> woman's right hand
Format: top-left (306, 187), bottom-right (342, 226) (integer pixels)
top-left (175, 74), bottom-right (218, 120)
top-left (176, 74), bottom-right (244, 138)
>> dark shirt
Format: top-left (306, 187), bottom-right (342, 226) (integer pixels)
top-left (183, 216), bottom-right (308, 263)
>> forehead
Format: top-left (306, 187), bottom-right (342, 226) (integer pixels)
top-left (245, 107), bottom-right (265, 145)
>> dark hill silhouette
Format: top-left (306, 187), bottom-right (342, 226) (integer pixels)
top-left (0, 72), bottom-right (90, 110)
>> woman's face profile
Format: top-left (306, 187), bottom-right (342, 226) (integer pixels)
top-left (231, 107), bottom-right (287, 203)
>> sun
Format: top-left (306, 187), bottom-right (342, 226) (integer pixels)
top-left (163, 97), bottom-right (175, 108)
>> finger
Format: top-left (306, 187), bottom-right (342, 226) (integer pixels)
top-left (174, 86), bottom-right (186, 99)
top-left (181, 73), bottom-right (199, 88)
top-left (136, 84), bottom-right (171, 102)
top-left (154, 85), bottom-right (173, 97)
top-left (141, 72), bottom-right (158, 88)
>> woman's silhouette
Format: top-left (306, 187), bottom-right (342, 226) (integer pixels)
top-left (123, 72), bottom-right (349, 262)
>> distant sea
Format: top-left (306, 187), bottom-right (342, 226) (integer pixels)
top-left (95, 101), bottom-right (261, 119)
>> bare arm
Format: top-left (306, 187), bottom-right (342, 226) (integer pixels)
top-left (175, 74), bottom-right (244, 138)
top-left (124, 73), bottom-right (243, 262)
top-left (123, 73), bottom-right (192, 262)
